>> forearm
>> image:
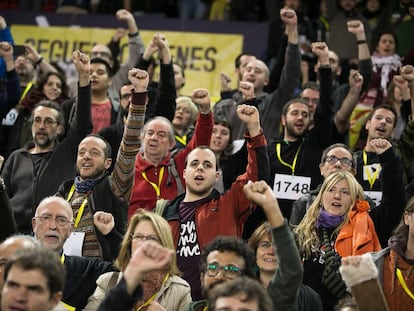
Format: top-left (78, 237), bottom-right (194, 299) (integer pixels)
top-left (334, 86), bottom-right (360, 134)
top-left (112, 91), bottom-right (147, 201)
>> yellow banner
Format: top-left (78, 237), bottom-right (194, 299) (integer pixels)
top-left (11, 25), bottom-right (243, 101)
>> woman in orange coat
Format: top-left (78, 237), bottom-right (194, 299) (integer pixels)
top-left (294, 171), bottom-right (381, 310)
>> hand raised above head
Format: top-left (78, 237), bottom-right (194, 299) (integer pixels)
top-left (311, 42), bottom-right (329, 59)
top-left (128, 68), bottom-right (149, 92)
top-left (349, 69), bottom-right (363, 89)
top-left (72, 50), bottom-right (90, 74)
top-left (192, 88), bottom-right (211, 114)
top-left (401, 65), bottom-right (414, 83)
top-left (0, 41), bottom-right (13, 58)
top-left (280, 7), bottom-right (297, 26)
top-left (347, 20), bottom-right (365, 36)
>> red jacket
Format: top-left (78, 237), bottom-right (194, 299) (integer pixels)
top-left (128, 113), bottom-right (213, 218)
top-left (163, 132), bottom-right (268, 248)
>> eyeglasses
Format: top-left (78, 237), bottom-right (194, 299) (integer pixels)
top-left (323, 155), bottom-right (353, 168)
top-left (131, 233), bottom-right (160, 243)
top-left (257, 241), bottom-right (273, 249)
top-left (205, 263), bottom-right (243, 278)
top-left (90, 51), bottom-right (112, 59)
top-left (33, 117), bottom-right (58, 128)
top-left (120, 93), bottom-right (132, 100)
top-left (35, 214), bottom-right (72, 227)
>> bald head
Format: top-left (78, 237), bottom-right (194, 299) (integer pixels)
top-left (0, 235), bottom-right (38, 292)
top-left (32, 196), bottom-right (74, 252)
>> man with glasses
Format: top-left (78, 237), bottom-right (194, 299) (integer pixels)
top-left (32, 196), bottom-right (114, 310)
top-left (1, 50), bottom-right (93, 234)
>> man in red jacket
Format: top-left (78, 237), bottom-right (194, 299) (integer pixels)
top-left (161, 103), bottom-right (269, 300)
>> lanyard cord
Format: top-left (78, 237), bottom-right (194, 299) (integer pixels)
top-left (276, 142), bottom-right (303, 175)
top-left (174, 134), bottom-right (187, 146)
top-left (397, 268), bottom-right (414, 300)
top-left (66, 184), bottom-right (88, 229)
top-left (19, 82), bottom-right (33, 104)
top-left (135, 273), bottom-right (169, 310)
top-left (141, 167), bottom-right (165, 199)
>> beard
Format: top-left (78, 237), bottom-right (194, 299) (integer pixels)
top-left (77, 166), bottom-right (107, 181)
top-left (34, 132), bottom-right (55, 149)
top-left (285, 123), bottom-right (307, 139)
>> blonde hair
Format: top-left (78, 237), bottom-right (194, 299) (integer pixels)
top-left (294, 171), bottom-right (364, 259)
top-left (115, 209), bottom-right (180, 276)
top-left (175, 96), bottom-right (199, 127)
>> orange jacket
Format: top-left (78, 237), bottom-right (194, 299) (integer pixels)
top-left (335, 199), bottom-right (381, 257)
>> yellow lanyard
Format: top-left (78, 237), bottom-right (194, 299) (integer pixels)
top-left (203, 307), bottom-right (208, 311)
top-left (135, 273), bottom-right (169, 311)
top-left (141, 167), bottom-right (165, 199)
top-left (19, 81), bottom-right (33, 104)
top-left (276, 142), bottom-right (303, 175)
top-left (66, 184), bottom-right (88, 229)
top-left (60, 254), bottom-right (76, 311)
top-left (363, 150), bottom-right (380, 190)
top-left (397, 268), bottom-right (414, 300)
top-left (175, 134), bottom-right (187, 146)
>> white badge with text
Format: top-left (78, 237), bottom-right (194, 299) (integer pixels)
top-left (273, 174), bottom-right (311, 200)
top-left (364, 191), bottom-right (382, 207)
top-left (63, 231), bottom-right (85, 257)
top-left (1, 108), bottom-right (19, 126)
top-left (363, 164), bottom-right (382, 181)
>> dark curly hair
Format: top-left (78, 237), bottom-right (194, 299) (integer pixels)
top-left (200, 236), bottom-right (256, 279)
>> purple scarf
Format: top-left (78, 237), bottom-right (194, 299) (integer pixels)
top-left (316, 209), bottom-right (344, 229)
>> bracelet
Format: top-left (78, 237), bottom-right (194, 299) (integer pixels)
top-left (357, 40), bottom-right (366, 44)
top-left (35, 56), bottom-right (43, 67)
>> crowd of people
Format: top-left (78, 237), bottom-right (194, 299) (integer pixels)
top-left (1, 1), bottom-right (414, 310)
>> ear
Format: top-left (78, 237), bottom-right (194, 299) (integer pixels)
top-left (31, 217), bottom-right (37, 233)
top-left (56, 124), bottom-right (65, 136)
top-left (200, 272), bottom-right (205, 290)
top-left (169, 140), bottom-right (176, 150)
top-left (319, 162), bottom-right (325, 175)
top-left (337, 65), bottom-right (342, 76)
top-left (281, 115), bottom-right (287, 127)
top-left (404, 212), bottom-right (411, 226)
top-left (183, 169), bottom-right (186, 181)
top-left (104, 158), bottom-right (112, 170)
top-left (215, 171), bottom-right (220, 181)
top-left (49, 291), bottom-right (63, 309)
top-left (365, 119), bottom-right (371, 131)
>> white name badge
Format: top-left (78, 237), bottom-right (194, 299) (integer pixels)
top-left (1, 108), bottom-right (19, 126)
top-left (363, 164), bottom-right (381, 181)
top-left (63, 232), bottom-right (85, 257)
top-left (364, 191), bottom-right (383, 207)
top-left (273, 174), bottom-right (311, 200)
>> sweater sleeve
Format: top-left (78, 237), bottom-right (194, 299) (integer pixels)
top-left (267, 221), bottom-right (303, 311)
top-left (97, 277), bottom-right (142, 311)
top-left (111, 90), bottom-right (147, 202)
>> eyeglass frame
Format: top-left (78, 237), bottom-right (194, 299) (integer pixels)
top-left (323, 155), bottom-right (354, 168)
top-left (205, 262), bottom-right (243, 278)
top-left (130, 233), bottom-right (160, 243)
top-left (34, 214), bottom-right (73, 227)
top-left (32, 116), bottom-right (59, 128)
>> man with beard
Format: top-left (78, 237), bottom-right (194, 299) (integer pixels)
top-left (353, 104), bottom-right (399, 205)
top-left (160, 104), bottom-right (268, 300)
top-left (1, 50), bottom-right (93, 234)
top-left (56, 68), bottom-right (150, 261)
top-left (263, 39), bottom-right (344, 221)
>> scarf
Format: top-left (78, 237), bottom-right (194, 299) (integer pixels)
top-left (134, 270), bottom-right (167, 310)
top-left (74, 175), bottom-right (104, 194)
top-left (316, 209), bottom-right (344, 229)
top-left (371, 53), bottom-right (401, 96)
